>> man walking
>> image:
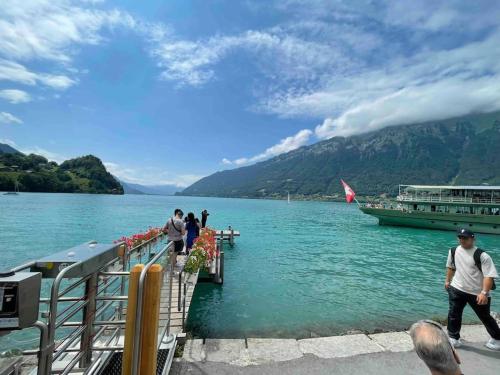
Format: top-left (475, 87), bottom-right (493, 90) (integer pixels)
top-left (445, 228), bottom-right (500, 350)
top-left (163, 209), bottom-right (186, 266)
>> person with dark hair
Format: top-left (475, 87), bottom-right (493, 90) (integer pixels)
top-left (163, 208), bottom-right (186, 260)
top-left (201, 209), bottom-right (209, 228)
top-left (185, 212), bottom-right (201, 253)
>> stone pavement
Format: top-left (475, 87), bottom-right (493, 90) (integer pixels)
top-left (170, 325), bottom-right (500, 374)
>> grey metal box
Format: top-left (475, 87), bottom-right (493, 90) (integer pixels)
top-left (31, 242), bottom-right (121, 278)
top-left (0, 272), bottom-right (41, 330)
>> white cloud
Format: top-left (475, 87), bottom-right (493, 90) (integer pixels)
top-left (0, 111), bottom-right (23, 124)
top-left (224, 129), bottom-right (312, 166)
top-left (104, 162), bottom-right (204, 188)
top-left (150, 29), bottom-right (353, 87)
top-left (0, 0), bottom-right (136, 63)
top-left (0, 59), bottom-right (77, 89)
top-left (0, 89), bottom-right (31, 104)
top-left (312, 31), bottom-right (500, 138)
top-left (315, 76), bottom-right (500, 138)
top-left (0, 0), bottom-right (137, 96)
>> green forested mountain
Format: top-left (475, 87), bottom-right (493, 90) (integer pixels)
top-left (0, 148), bottom-right (123, 194)
top-left (180, 112), bottom-right (500, 199)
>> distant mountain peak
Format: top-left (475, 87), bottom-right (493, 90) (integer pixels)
top-left (0, 142), bottom-right (22, 155)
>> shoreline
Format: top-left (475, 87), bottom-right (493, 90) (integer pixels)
top-left (175, 193), bottom-right (385, 203)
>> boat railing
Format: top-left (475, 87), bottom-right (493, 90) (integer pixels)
top-left (397, 195), bottom-right (500, 205)
top-left (4, 231), bottom-right (176, 375)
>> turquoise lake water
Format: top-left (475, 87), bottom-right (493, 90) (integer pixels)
top-left (1, 193), bottom-right (500, 350)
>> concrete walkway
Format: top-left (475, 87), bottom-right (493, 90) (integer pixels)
top-left (170, 325), bottom-right (500, 374)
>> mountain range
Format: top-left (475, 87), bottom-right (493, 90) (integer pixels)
top-left (180, 111), bottom-right (500, 199)
top-left (120, 180), bottom-right (179, 195)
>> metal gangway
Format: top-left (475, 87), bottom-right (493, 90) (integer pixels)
top-left (0, 232), bottom-right (183, 375)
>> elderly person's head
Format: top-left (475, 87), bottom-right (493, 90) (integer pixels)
top-left (410, 320), bottom-right (461, 375)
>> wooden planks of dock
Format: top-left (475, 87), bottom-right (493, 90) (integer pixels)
top-left (159, 256), bottom-right (199, 341)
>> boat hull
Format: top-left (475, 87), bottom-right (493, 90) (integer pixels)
top-left (360, 207), bottom-right (500, 235)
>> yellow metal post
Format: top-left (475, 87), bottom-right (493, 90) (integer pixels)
top-left (139, 264), bottom-right (163, 375)
top-left (122, 264), bottom-right (144, 375)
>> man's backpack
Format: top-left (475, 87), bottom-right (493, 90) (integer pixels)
top-left (450, 247), bottom-right (496, 290)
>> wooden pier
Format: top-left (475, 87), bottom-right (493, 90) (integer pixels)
top-left (215, 228), bottom-right (240, 246)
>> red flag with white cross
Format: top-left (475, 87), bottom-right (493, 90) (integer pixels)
top-left (341, 179), bottom-right (356, 203)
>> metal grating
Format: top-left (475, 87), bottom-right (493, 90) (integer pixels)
top-left (100, 349), bottom-right (170, 375)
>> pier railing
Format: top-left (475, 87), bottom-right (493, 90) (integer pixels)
top-left (3, 231), bottom-right (176, 375)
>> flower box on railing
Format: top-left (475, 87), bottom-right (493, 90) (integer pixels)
top-left (183, 228), bottom-right (217, 274)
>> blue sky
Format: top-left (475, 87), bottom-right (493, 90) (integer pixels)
top-left (1, 1), bottom-right (500, 187)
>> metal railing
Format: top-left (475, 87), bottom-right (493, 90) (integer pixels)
top-left (397, 195), bottom-right (500, 205)
top-left (8, 231), bottom-right (175, 375)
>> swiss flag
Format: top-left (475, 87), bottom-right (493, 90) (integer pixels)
top-left (341, 179), bottom-right (356, 203)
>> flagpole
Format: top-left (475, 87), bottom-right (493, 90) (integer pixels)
top-left (353, 197), bottom-right (361, 207)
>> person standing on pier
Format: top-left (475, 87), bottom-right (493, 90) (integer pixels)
top-left (201, 209), bottom-right (209, 228)
top-left (445, 228), bottom-right (500, 350)
top-left (185, 212), bottom-right (201, 254)
top-left (163, 209), bottom-right (186, 265)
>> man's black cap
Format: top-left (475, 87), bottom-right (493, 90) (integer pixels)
top-left (457, 228), bottom-right (475, 238)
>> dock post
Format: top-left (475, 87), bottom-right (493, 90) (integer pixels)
top-left (214, 237), bottom-right (224, 284)
top-left (79, 273), bottom-right (98, 367)
top-left (230, 227), bottom-right (234, 246)
top-left (122, 264), bottom-right (144, 375)
top-left (219, 250), bottom-right (224, 285)
top-left (139, 264), bottom-right (163, 375)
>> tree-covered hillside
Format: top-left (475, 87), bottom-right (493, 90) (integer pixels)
top-left (180, 112), bottom-right (500, 199)
top-left (0, 149), bottom-right (123, 194)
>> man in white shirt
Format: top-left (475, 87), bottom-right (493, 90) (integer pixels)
top-left (163, 208), bottom-right (186, 267)
top-left (445, 228), bottom-right (500, 350)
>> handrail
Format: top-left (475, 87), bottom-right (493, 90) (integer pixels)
top-left (131, 240), bottom-right (173, 375)
top-left (10, 230), bottom-right (170, 375)
top-left (127, 232), bottom-right (165, 256)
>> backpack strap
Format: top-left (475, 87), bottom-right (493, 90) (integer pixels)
top-left (473, 248), bottom-right (496, 290)
top-left (450, 246), bottom-right (458, 268)
top-left (170, 218), bottom-right (182, 233)
top-left (473, 248), bottom-right (484, 272)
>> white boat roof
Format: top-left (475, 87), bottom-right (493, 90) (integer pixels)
top-left (401, 185), bottom-right (500, 191)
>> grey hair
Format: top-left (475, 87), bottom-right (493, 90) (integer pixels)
top-left (409, 321), bottom-right (460, 374)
